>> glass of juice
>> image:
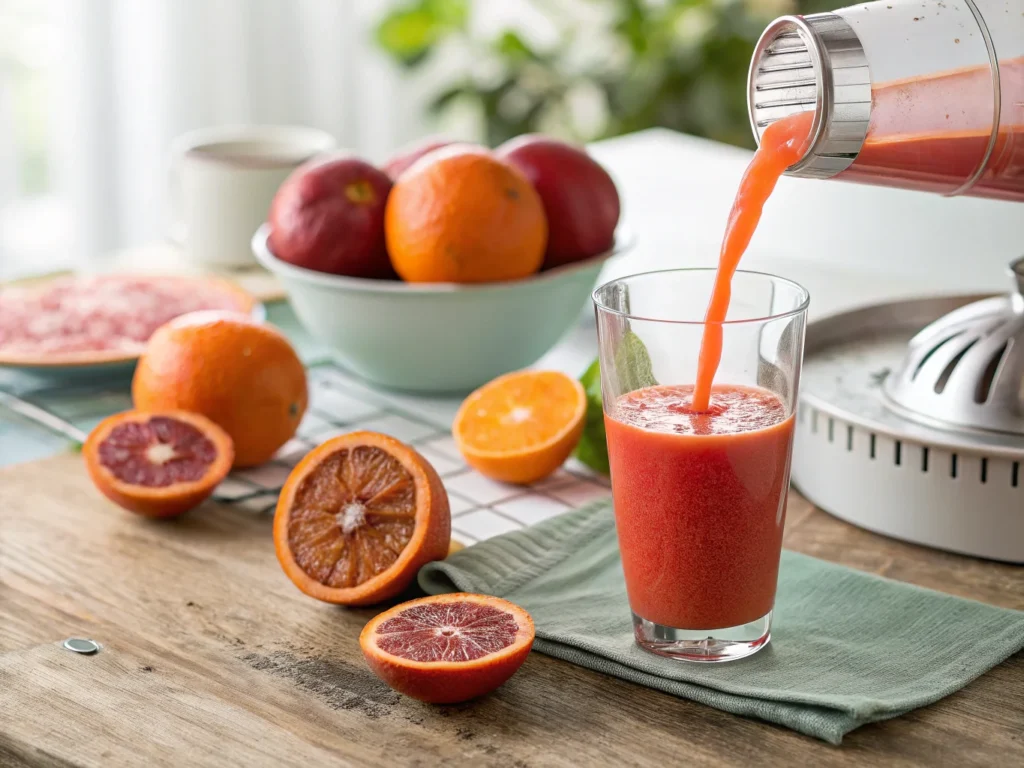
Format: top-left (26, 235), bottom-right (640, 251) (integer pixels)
top-left (594, 269), bottom-right (809, 662)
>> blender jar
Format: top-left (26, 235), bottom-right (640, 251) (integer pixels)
top-left (748, 0), bottom-right (1023, 200)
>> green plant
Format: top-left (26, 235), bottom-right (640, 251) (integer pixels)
top-left (574, 358), bottom-right (608, 474)
top-left (574, 330), bottom-right (657, 474)
top-left (376, 0), bottom-right (840, 148)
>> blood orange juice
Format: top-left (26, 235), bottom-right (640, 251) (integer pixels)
top-left (605, 384), bottom-right (794, 631)
top-left (593, 269), bottom-right (808, 661)
top-left (593, 82), bottom-right (810, 661)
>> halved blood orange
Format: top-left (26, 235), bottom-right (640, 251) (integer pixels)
top-left (453, 369), bottom-right (586, 484)
top-left (83, 410), bottom-right (234, 518)
top-left (360, 593), bottom-right (535, 704)
top-left (273, 431), bottom-right (450, 606)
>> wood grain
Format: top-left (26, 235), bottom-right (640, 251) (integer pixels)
top-left (1, 454), bottom-right (1021, 767)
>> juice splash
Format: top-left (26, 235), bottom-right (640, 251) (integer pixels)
top-left (691, 111), bottom-right (813, 412)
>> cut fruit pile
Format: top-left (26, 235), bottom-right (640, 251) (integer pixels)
top-left (83, 308), bottom-right (308, 518)
top-left (81, 393), bottom-right (535, 706)
top-left (273, 431), bottom-right (450, 606)
top-left (69, 297), bottom-right (549, 705)
top-left (453, 369), bottom-right (587, 484)
top-left (360, 593), bottom-right (535, 704)
top-left (83, 410), bottom-right (233, 518)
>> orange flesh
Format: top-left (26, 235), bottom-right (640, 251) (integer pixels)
top-left (98, 416), bottom-right (217, 487)
top-left (692, 111), bottom-right (812, 412)
top-left (457, 371), bottom-right (581, 453)
top-left (373, 600), bottom-right (520, 662)
top-left (287, 445), bottom-right (417, 588)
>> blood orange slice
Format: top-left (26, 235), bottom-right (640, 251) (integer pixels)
top-left (83, 410), bottom-right (233, 518)
top-left (273, 431), bottom-right (450, 606)
top-left (360, 593), bottom-right (535, 703)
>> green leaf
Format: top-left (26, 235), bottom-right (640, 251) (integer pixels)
top-left (426, 0), bottom-right (469, 28)
top-left (573, 358), bottom-right (609, 475)
top-left (575, 427), bottom-right (610, 476)
top-left (572, 331), bottom-right (658, 476)
top-left (375, 0), bottom-right (468, 66)
top-left (495, 31), bottom-right (537, 61)
top-left (373, 0), bottom-right (831, 152)
top-left (375, 8), bottom-right (438, 65)
top-left (614, 330), bottom-right (657, 393)
top-left (428, 84), bottom-right (472, 114)
top-left (580, 357), bottom-right (602, 401)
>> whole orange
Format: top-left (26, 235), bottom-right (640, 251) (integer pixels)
top-left (384, 144), bottom-right (547, 284)
top-left (132, 311), bottom-right (307, 467)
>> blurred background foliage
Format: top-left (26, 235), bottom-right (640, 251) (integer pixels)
top-left (376, 0), bottom-right (840, 148)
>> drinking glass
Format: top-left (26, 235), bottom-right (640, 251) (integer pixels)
top-left (593, 269), bottom-right (809, 662)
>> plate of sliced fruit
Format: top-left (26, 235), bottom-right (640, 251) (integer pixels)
top-left (0, 273), bottom-right (263, 378)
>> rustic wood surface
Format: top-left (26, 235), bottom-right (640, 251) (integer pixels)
top-left (1, 453), bottom-right (1021, 767)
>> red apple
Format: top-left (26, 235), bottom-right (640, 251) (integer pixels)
top-left (268, 154), bottom-right (395, 279)
top-left (496, 135), bottom-right (620, 269)
top-left (383, 136), bottom-right (456, 180)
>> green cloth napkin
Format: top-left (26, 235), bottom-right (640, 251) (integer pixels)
top-left (419, 501), bottom-right (1024, 744)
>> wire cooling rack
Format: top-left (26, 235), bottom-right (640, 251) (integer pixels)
top-left (0, 362), bottom-right (610, 544)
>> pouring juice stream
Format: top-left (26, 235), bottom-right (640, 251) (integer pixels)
top-left (601, 113), bottom-right (814, 637)
top-left (695, 49), bottom-right (1023, 410)
top-left (690, 111), bottom-right (813, 412)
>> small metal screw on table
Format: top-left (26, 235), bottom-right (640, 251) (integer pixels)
top-left (63, 638), bottom-right (100, 655)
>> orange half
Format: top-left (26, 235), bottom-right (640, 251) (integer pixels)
top-left (273, 431), bottom-right (450, 606)
top-left (360, 593), bottom-right (535, 703)
top-left (453, 370), bottom-right (586, 484)
top-left (83, 409), bottom-right (234, 518)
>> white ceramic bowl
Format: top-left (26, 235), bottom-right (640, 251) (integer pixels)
top-left (252, 224), bottom-right (628, 393)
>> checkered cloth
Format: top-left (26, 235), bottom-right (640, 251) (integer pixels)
top-left (0, 311), bottom-right (609, 545)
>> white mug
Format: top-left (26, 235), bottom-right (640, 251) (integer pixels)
top-left (169, 125), bottom-right (335, 268)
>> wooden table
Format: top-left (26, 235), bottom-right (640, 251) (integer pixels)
top-left (1, 453), bottom-right (1020, 767)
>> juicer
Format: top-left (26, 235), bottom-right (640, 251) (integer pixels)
top-left (748, 0), bottom-right (1024, 561)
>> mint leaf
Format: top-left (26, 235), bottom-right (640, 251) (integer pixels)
top-left (573, 358), bottom-right (609, 475)
top-left (573, 331), bottom-right (658, 475)
top-left (614, 330), bottom-right (656, 393)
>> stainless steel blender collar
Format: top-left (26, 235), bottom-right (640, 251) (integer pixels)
top-left (747, 13), bottom-right (870, 180)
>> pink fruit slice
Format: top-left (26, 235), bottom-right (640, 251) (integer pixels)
top-left (360, 593), bottom-right (535, 703)
top-left (84, 410), bottom-right (234, 517)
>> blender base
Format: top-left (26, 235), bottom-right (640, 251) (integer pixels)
top-left (792, 295), bottom-right (1024, 564)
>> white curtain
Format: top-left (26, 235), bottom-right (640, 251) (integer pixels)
top-left (0, 68), bottom-right (15, 213)
top-left (52, 0), bottom-right (434, 266)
